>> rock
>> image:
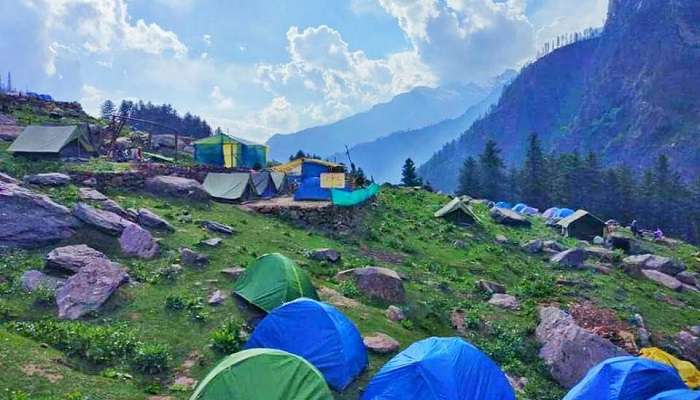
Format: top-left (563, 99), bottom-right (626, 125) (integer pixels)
top-left (335, 267), bottom-right (405, 304)
top-left (137, 209), bottom-right (174, 231)
top-left (634, 314), bottom-right (652, 347)
top-left (144, 176), bottom-right (209, 202)
top-left (677, 271), bottom-right (699, 288)
top-left (119, 224), bottom-right (159, 259)
top-left (78, 187), bottom-right (108, 201)
top-left (584, 246), bottom-right (615, 261)
top-left (495, 234), bottom-right (508, 244)
top-left (507, 375), bottom-right (528, 393)
top-left (543, 240), bottom-right (567, 252)
top-left (81, 177), bottom-right (97, 187)
top-left (385, 305), bottom-right (405, 322)
top-left (622, 254), bottom-right (684, 276)
top-left (310, 248), bottom-right (341, 263)
top-left (641, 269), bottom-right (683, 291)
top-left (550, 248), bottom-right (587, 269)
top-left (207, 290), bottom-right (226, 305)
top-left (452, 240), bottom-right (467, 249)
top-left (200, 220), bottom-right (235, 235)
top-left (0, 172), bottom-right (20, 185)
top-left (99, 199), bottom-right (131, 219)
top-left (476, 279), bottom-right (506, 294)
top-left (171, 375), bottom-right (197, 390)
top-left (535, 306), bottom-right (628, 388)
top-left (363, 333), bottom-right (400, 354)
top-left (675, 331), bottom-right (700, 365)
top-left (318, 286), bottom-right (361, 309)
top-left (55, 258), bottom-right (129, 320)
top-left (73, 202), bottom-right (132, 235)
top-left (450, 309), bottom-right (468, 334)
top-left (490, 207), bottom-right (531, 227)
top-left (521, 239), bottom-right (543, 253)
top-left (45, 244), bottom-right (108, 274)
top-left (488, 293), bottom-right (520, 310)
top-left (23, 173), bottom-right (71, 186)
top-left (200, 237), bottom-right (223, 247)
top-left (21, 270), bottom-right (65, 293)
top-left (593, 236), bottom-right (605, 245)
top-left (689, 325), bottom-right (700, 336)
top-left (220, 267), bottom-right (245, 280)
top-left (180, 248), bottom-right (208, 267)
top-left (0, 182), bottom-right (80, 248)
top-left (590, 263), bottom-right (612, 274)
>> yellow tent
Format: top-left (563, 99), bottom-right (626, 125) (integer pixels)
top-left (640, 347), bottom-right (700, 388)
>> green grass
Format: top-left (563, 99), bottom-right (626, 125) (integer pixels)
top-left (0, 182), bottom-right (698, 399)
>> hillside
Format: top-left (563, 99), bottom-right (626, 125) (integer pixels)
top-left (419, 0), bottom-right (700, 193)
top-left (266, 84), bottom-right (489, 162)
top-left (330, 70), bottom-right (516, 184)
top-left (1, 143), bottom-right (699, 399)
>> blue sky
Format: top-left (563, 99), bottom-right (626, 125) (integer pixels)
top-left (0, 0), bottom-right (607, 142)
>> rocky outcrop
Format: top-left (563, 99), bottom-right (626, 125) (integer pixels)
top-left (536, 306), bottom-right (628, 388)
top-left (335, 267), bottom-right (406, 303)
top-left (20, 270), bottom-right (65, 293)
top-left (23, 173), bottom-right (71, 186)
top-left (677, 271), bottom-right (699, 288)
top-left (488, 293), bottom-right (520, 310)
top-left (385, 305), bottom-right (405, 322)
top-left (200, 220), bottom-right (235, 236)
top-left (675, 331), bottom-right (700, 365)
top-left (78, 187), bottom-right (108, 201)
top-left (310, 248), bottom-right (341, 263)
top-left (45, 244), bottom-right (108, 274)
top-left (640, 269), bottom-right (683, 291)
top-left (207, 290), bottom-right (226, 305)
top-left (55, 258), bottom-right (129, 320)
top-left (476, 280), bottom-right (506, 294)
top-left (363, 333), bottom-right (400, 354)
top-left (622, 254), bottom-right (684, 276)
top-left (180, 248), bottom-right (208, 268)
top-left (0, 172), bottom-right (20, 184)
top-left (490, 208), bottom-right (531, 227)
top-left (73, 202), bottom-right (132, 235)
top-left (521, 239), bottom-right (543, 253)
top-left (0, 182), bottom-right (79, 248)
top-left (144, 176), bottom-right (209, 202)
top-left (584, 246), bottom-right (615, 261)
top-left (550, 248), bottom-right (587, 269)
top-left (137, 209), bottom-right (174, 231)
top-left (119, 224), bottom-right (159, 259)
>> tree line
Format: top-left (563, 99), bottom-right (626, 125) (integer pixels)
top-left (101, 99), bottom-right (213, 139)
top-left (455, 134), bottom-right (700, 244)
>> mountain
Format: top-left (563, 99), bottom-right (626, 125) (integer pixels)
top-left (265, 83), bottom-right (490, 162)
top-left (419, 0), bottom-right (700, 193)
top-left (330, 70), bottom-right (517, 183)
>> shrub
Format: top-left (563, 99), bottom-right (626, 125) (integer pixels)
top-left (132, 343), bottom-right (171, 375)
top-left (31, 286), bottom-right (56, 306)
top-left (339, 280), bottom-right (360, 298)
top-left (164, 294), bottom-right (186, 311)
top-left (164, 294), bottom-right (209, 322)
top-left (210, 317), bottom-right (245, 355)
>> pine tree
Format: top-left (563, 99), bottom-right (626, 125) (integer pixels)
top-left (580, 152), bottom-right (603, 214)
top-left (100, 100), bottom-right (116, 120)
top-left (478, 140), bottom-right (505, 201)
top-left (521, 133), bottom-right (548, 208)
top-left (401, 158), bottom-right (422, 187)
top-left (457, 157), bottom-right (480, 197)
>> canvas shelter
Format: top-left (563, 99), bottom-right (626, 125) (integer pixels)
top-left (203, 172), bottom-right (255, 202)
top-left (270, 171), bottom-right (287, 193)
top-left (543, 207), bottom-right (560, 218)
top-left (557, 209), bottom-right (606, 241)
top-left (251, 171), bottom-right (277, 198)
top-left (189, 348), bottom-right (333, 400)
top-left (362, 337), bottom-right (515, 400)
top-left (8, 125), bottom-right (95, 158)
top-left (245, 298), bottom-right (367, 390)
top-left (495, 201), bottom-right (512, 209)
top-left (193, 133), bottom-right (268, 169)
top-left (649, 390), bottom-right (700, 400)
top-left (233, 253), bottom-right (318, 312)
top-left (271, 158), bottom-right (341, 177)
top-left (434, 197), bottom-right (479, 226)
top-left (641, 347), bottom-right (700, 389)
top-left (563, 356), bottom-right (686, 400)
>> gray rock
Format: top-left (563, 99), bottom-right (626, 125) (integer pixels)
top-left (207, 290), bottom-right (226, 305)
top-left (641, 269), bottom-right (683, 291)
top-left (310, 248), bottom-right (341, 263)
top-left (536, 306), bottom-right (628, 388)
top-left (78, 187), bottom-right (108, 201)
top-left (180, 248), bottom-right (209, 267)
top-left (363, 333), bottom-right (400, 354)
top-left (220, 267), bottom-right (245, 280)
top-left (144, 176), bottom-right (209, 202)
top-left (689, 325), bottom-right (700, 336)
top-left (550, 248), bottom-right (587, 269)
top-left (677, 271), bottom-right (699, 288)
top-left (495, 234), bottom-right (508, 244)
top-left (385, 305), bottom-right (406, 322)
top-left (99, 199), bottom-right (131, 219)
top-left (201, 220), bottom-right (235, 235)
top-left (73, 202), bottom-right (132, 235)
top-left (584, 246), bottom-right (615, 261)
top-left (521, 239), bottom-right (543, 253)
top-left (55, 258), bottom-right (129, 320)
top-left (21, 270), bottom-right (65, 292)
top-left (119, 224), bottom-right (159, 259)
top-left (200, 237), bottom-right (223, 247)
top-left (488, 293), bottom-right (520, 310)
top-left (45, 244), bottom-right (109, 274)
top-left (23, 173), bottom-right (71, 186)
top-left (0, 172), bottom-right (20, 185)
top-left (137, 208), bottom-right (174, 231)
top-left (0, 182), bottom-right (79, 248)
top-left (490, 207), bottom-right (531, 227)
top-left (543, 240), bottom-right (567, 252)
top-left (593, 236), bottom-right (605, 245)
top-left (623, 254), bottom-right (684, 276)
top-left (476, 279), bottom-right (506, 294)
top-left (336, 267), bottom-right (405, 304)
top-left (675, 331), bottom-right (700, 365)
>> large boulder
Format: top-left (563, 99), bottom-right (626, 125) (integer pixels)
top-left (490, 207), bottom-right (531, 227)
top-left (138, 208), bottom-right (174, 231)
top-left (55, 258), bottom-right (129, 320)
top-left (550, 248), bottom-right (587, 269)
top-left (200, 220), bottom-right (235, 236)
top-left (73, 202), bottom-right (132, 235)
top-left (21, 270), bottom-right (65, 293)
top-left (521, 239), bottom-right (543, 254)
top-left (476, 279), bottom-right (506, 294)
top-left (335, 266), bottom-right (406, 303)
top-left (488, 293), bottom-right (520, 310)
top-left (675, 331), bottom-right (700, 365)
top-left (363, 333), bottom-right (400, 354)
top-left (0, 172), bottom-right (20, 185)
top-left (144, 176), bottom-right (209, 202)
top-left (23, 173), bottom-right (71, 186)
top-left (0, 182), bottom-right (79, 248)
top-left (584, 246), bottom-right (615, 262)
top-left (677, 271), bottom-right (699, 288)
top-left (623, 254), bottom-right (685, 276)
top-left (119, 224), bottom-right (159, 259)
top-left (640, 269), bottom-right (683, 291)
top-left (45, 244), bottom-right (109, 274)
top-left (310, 248), bottom-right (341, 263)
top-left (78, 187), bottom-right (108, 201)
top-left (536, 306), bottom-right (628, 388)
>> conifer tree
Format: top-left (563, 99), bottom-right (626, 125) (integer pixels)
top-left (521, 133), bottom-right (548, 208)
top-left (401, 158), bottom-right (422, 187)
top-left (100, 100), bottom-right (116, 120)
top-left (478, 140), bottom-right (505, 201)
top-left (457, 157), bottom-right (480, 197)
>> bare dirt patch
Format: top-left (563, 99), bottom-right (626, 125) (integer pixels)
top-left (21, 363), bottom-right (63, 383)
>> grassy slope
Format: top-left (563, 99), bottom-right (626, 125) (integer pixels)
top-left (0, 152), bottom-right (698, 399)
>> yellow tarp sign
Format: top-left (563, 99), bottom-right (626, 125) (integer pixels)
top-left (640, 347), bottom-right (700, 388)
top-left (320, 173), bottom-right (345, 188)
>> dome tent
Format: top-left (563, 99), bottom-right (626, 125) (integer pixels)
top-left (563, 356), bottom-right (686, 400)
top-left (245, 298), bottom-right (367, 390)
top-left (362, 337), bottom-right (515, 400)
top-left (233, 253), bottom-right (318, 312)
top-left (649, 390), bottom-right (700, 400)
top-left (189, 348), bottom-right (332, 400)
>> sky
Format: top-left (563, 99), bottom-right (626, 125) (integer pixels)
top-left (0, 0), bottom-right (608, 142)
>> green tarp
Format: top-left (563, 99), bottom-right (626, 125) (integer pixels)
top-left (8, 125), bottom-right (94, 154)
top-left (331, 183), bottom-right (380, 207)
top-left (193, 133), bottom-right (268, 168)
top-left (203, 172), bottom-right (254, 201)
top-left (233, 253), bottom-right (318, 312)
top-left (190, 348), bottom-right (333, 400)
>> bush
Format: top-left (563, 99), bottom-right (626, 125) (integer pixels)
top-left (338, 280), bottom-right (360, 298)
top-left (164, 294), bottom-right (209, 322)
top-left (132, 343), bottom-right (171, 375)
top-left (31, 286), bottom-right (56, 306)
top-left (210, 317), bottom-right (245, 355)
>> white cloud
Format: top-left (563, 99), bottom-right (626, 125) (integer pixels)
top-left (79, 84), bottom-right (108, 116)
top-left (528, 0), bottom-right (608, 49)
top-left (202, 34), bottom-right (212, 47)
top-left (200, 52), bottom-right (208, 59)
top-left (260, 96), bottom-right (299, 132)
top-left (210, 85), bottom-right (235, 111)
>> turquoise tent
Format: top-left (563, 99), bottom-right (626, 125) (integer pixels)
top-left (193, 133), bottom-right (268, 169)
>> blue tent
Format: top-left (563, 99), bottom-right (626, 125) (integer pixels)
top-left (543, 207), bottom-right (560, 218)
top-left (563, 356), bottom-right (686, 400)
top-left (512, 203), bottom-right (527, 213)
top-left (245, 298), bottom-right (367, 391)
top-left (521, 206), bottom-right (539, 216)
top-left (649, 390), bottom-right (700, 400)
top-left (294, 177), bottom-right (331, 201)
top-left (495, 201), bottom-right (512, 209)
top-left (362, 337), bottom-right (515, 400)
top-left (555, 208), bottom-right (575, 219)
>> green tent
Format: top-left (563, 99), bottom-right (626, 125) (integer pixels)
top-left (190, 348), bottom-right (333, 400)
top-left (8, 125), bottom-right (95, 157)
top-left (556, 209), bottom-right (605, 241)
top-left (203, 172), bottom-right (255, 202)
top-left (233, 253), bottom-right (318, 312)
top-left (434, 196), bottom-right (479, 226)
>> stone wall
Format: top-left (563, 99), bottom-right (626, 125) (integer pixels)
top-left (247, 201), bottom-right (369, 235)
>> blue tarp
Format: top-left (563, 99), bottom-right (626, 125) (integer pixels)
top-left (362, 337), bottom-right (515, 400)
top-left (495, 201), bottom-right (512, 209)
top-left (512, 203), bottom-right (527, 213)
top-left (294, 177), bottom-right (331, 201)
top-left (302, 161), bottom-right (331, 179)
top-left (555, 208), bottom-right (575, 219)
top-left (649, 390), bottom-right (700, 400)
top-left (245, 298), bottom-right (367, 391)
top-left (563, 356), bottom-right (686, 400)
